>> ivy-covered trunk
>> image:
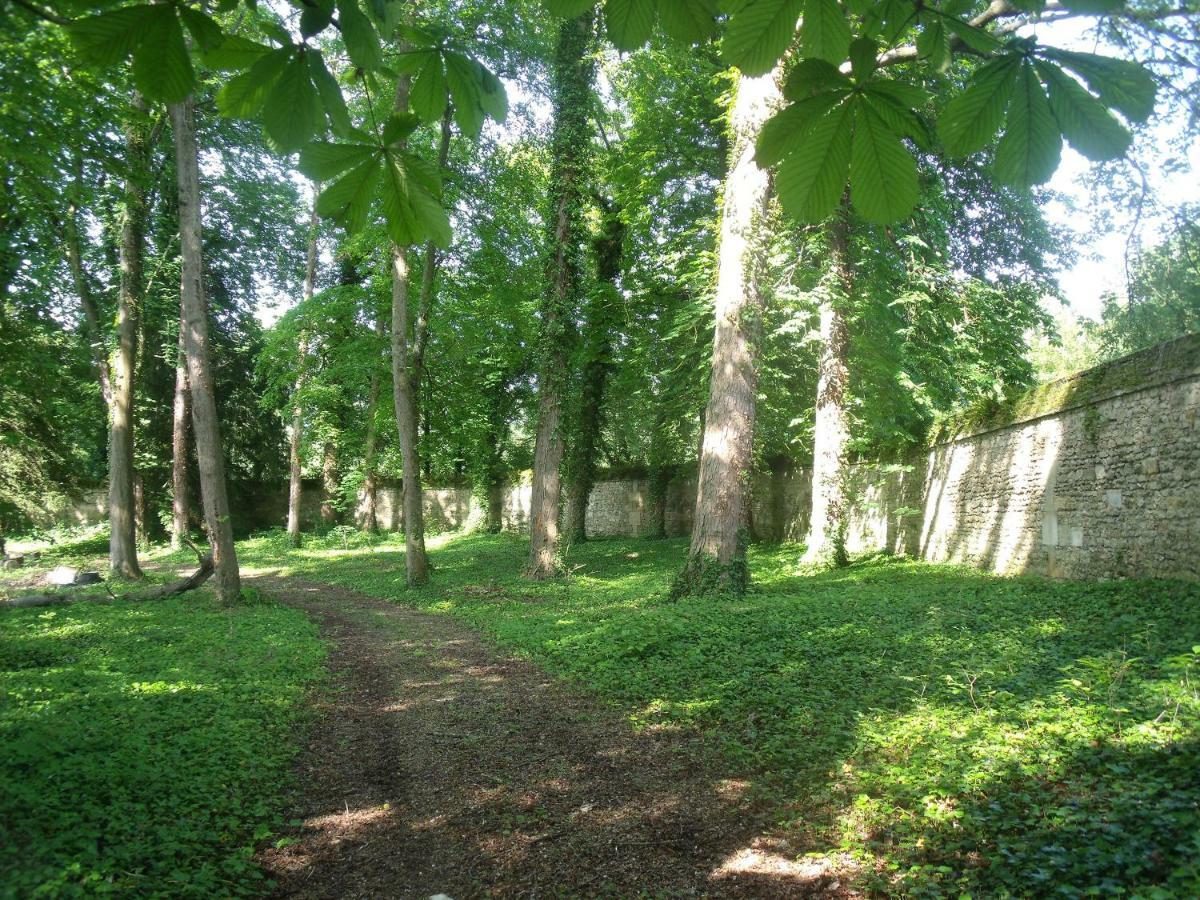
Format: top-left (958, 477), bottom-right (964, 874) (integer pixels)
top-left (169, 95), bottom-right (241, 603)
top-left (672, 68), bottom-right (782, 598)
top-left (170, 318), bottom-right (190, 550)
top-left (109, 93), bottom-right (148, 580)
top-left (564, 199), bottom-right (624, 544)
top-left (361, 313), bottom-right (384, 533)
top-left (527, 11), bottom-right (596, 578)
top-left (804, 208), bottom-right (854, 566)
top-left (287, 202), bottom-right (319, 547)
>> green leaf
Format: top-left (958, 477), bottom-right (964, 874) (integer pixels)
top-left (546, 0), bottom-right (597, 16)
top-left (1041, 48), bottom-right (1156, 122)
top-left (849, 37), bottom-right (877, 80)
top-left (850, 98), bottom-right (918, 223)
top-left (657, 0), bottom-right (718, 44)
top-left (382, 112), bottom-right (420, 145)
top-left (776, 101), bottom-right (853, 223)
top-left (756, 92), bottom-right (845, 167)
top-left (336, 0), bottom-right (382, 70)
top-left (478, 65), bottom-right (509, 122)
top-left (177, 7), bottom-right (223, 51)
top-left (994, 62), bottom-right (1061, 186)
top-left (944, 16), bottom-right (1002, 54)
top-left (379, 151), bottom-right (451, 247)
top-left (298, 141), bottom-right (379, 182)
top-left (723, 0), bottom-right (804, 77)
top-left (606, 0), bottom-right (656, 51)
top-left (1060, 0), bottom-right (1123, 11)
top-left (916, 16), bottom-right (949, 71)
top-left (445, 53), bottom-right (484, 138)
top-left (801, 0), bottom-right (851, 66)
top-left (131, 6), bottom-right (193, 102)
top-left (200, 35), bottom-right (272, 71)
top-left (410, 53), bottom-right (448, 122)
top-left (300, 0), bottom-right (335, 38)
top-left (1036, 60), bottom-right (1132, 161)
top-left (217, 47), bottom-right (291, 118)
top-left (784, 58), bottom-right (850, 100)
top-left (262, 51), bottom-right (321, 153)
top-left (862, 87), bottom-right (931, 149)
top-left (68, 6), bottom-right (156, 68)
top-left (307, 51), bottom-right (353, 135)
top-left (317, 157), bottom-right (382, 234)
top-left (938, 54), bottom-right (1020, 157)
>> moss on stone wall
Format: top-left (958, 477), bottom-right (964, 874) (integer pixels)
top-left (931, 332), bottom-right (1200, 445)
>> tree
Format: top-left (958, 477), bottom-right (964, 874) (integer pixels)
top-left (170, 96), bottom-right (241, 603)
top-left (527, 9), bottom-right (597, 578)
top-left (287, 201), bottom-right (319, 548)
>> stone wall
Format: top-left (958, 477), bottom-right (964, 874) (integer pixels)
top-left (51, 335), bottom-right (1199, 581)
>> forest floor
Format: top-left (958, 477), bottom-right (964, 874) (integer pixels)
top-left (3, 529), bottom-right (1200, 896)
top-left (252, 575), bottom-right (844, 898)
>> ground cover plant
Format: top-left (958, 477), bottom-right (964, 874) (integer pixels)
top-left (0, 560), bottom-right (325, 897)
top-left (239, 529), bottom-right (1200, 896)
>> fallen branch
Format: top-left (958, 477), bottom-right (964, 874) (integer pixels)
top-left (1, 556), bottom-right (214, 609)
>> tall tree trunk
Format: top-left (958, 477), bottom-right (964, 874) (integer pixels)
top-left (287, 201), bottom-right (319, 547)
top-left (644, 464), bottom-right (672, 539)
top-left (170, 317), bottom-right (190, 550)
top-left (390, 106), bottom-right (451, 585)
top-left (672, 67), bottom-right (783, 598)
top-left (65, 152), bottom-right (113, 409)
top-left (320, 442), bottom-right (339, 524)
top-left (803, 207), bottom-right (853, 566)
top-left (564, 199), bottom-right (624, 543)
top-left (109, 94), bottom-right (148, 580)
top-left (169, 96), bottom-right (241, 603)
top-left (361, 314), bottom-right (384, 533)
top-left (527, 11), bottom-right (596, 578)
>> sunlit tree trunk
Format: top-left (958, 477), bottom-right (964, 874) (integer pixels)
top-left (170, 318), bottom-right (190, 549)
top-left (361, 312), bottom-right (384, 533)
top-left (673, 67), bottom-right (783, 598)
top-left (109, 93), bottom-right (149, 580)
top-left (803, 207), bottom-right (853, 566)
top-left (564, 198), bottom-right (624, 543)
top-left (527, 11), bottom-right (596, 578)
top-left (169, 95), bottom-right (241, 602)
top-left (287, 201), bottom-right (319, 547)
top-left (320, 441), bottom-right (339, 524)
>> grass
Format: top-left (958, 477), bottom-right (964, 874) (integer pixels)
top-left (0, 537), bottom-right (326, 898)
top-left (240, 529), bottom-right (1200, 897)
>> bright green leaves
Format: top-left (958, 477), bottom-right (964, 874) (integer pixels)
top-left (994, 61), bottom-right (1060, 187)
top-left (723, 0), bottom-right (804, 76)
top-left (801, 0), bottom-right (851, 66)
top-left (546, 0), bottom-right (719, 51)
top-left (68, 3), bottom-right (222, 102)
top-left (336, 0), bottom-right (382, 71)
top-left (299, 119), bottom-right (452, 247)
top-left (770, 91), bottom-right (919, 224)
top-left (939, 47), bottom-right (1155, 187)
top-left (397, 46), bottom-right (509, 138)
top-left (217, 46), bottom-right (349, 152)
top-left (939, 55), bottom-right (1021, 157)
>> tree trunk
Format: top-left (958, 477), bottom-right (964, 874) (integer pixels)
top-left (672, 68), bottom-right (783, 598)
top-left (65, 151), bottom-right (113, 409)
top-left (170, 317), bottom-right (190, 550)
top-left (803, 207), bottom-right (854, 566)
top-left (527, 11), bottom-right (596, 579)
top-left (169, 96), bottom-right (241, 603)
top-left (320, 442), bottom-right (339, 524)
top-left (361, 313), bottom-right (384, 534)
top-left (564, 199), bottom-right (624, 544)
top-left (109, 93), bottom-right (149, 580)
top-left (287, 201), bottom-right (320, 546)
top-left (644, 464), bottom-right (672, 539)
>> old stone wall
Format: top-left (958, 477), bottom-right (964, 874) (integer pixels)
top-left (54, 336), bottom-right (1198, 580)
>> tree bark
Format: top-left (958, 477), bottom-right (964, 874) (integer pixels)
top-left (803, 207), bottom-right (854, 566)
top-left (564, 199), bottom-right (624, 544)
top-left (361, 313), bottom-right (384, 533)
top-left (65, 151), bottom-right (113, 409)
top-left (320, 441), bottom-right (339, 524)
top-left (673, 67), bottom-right (783, 598)
top-left (169, 96), bottom-right (241, 603)
top-left (109, 93), bottom-right (149, 580)
top-left (170, 316), bottom-right (191, 550)
top-left (390, 105), bottom-right (451, 585)
top-left (527, 11), bottom-right (596, 579)
top-left (287, 201), bottom-right (319, 546)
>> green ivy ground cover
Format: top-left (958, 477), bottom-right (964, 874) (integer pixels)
top-left (241, 530), bottom-right (1200, 897)
top-left (0, 588), bottom-right (325, 897)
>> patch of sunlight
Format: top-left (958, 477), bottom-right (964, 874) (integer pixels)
top-left (127, 679), bottom-right (212, 696)
top-left (633, 696), bottom-right (721, 729)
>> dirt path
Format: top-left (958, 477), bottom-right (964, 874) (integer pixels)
top-left (254, 577), bottom-right (847, 898)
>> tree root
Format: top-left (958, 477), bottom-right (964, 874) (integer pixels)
top-left (1, 554), bottom-right (214, 610)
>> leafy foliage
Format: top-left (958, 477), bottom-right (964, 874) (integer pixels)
top-left (243, 530), bottom-right (1200, 897)
top-left (0, 588), bottom-right (325, 895)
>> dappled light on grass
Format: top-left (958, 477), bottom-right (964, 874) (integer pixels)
top-left (264, 530), bottom-right (1200, 896)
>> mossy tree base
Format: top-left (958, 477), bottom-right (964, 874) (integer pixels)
top-left (669, 550), bottom-right (749, 600)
